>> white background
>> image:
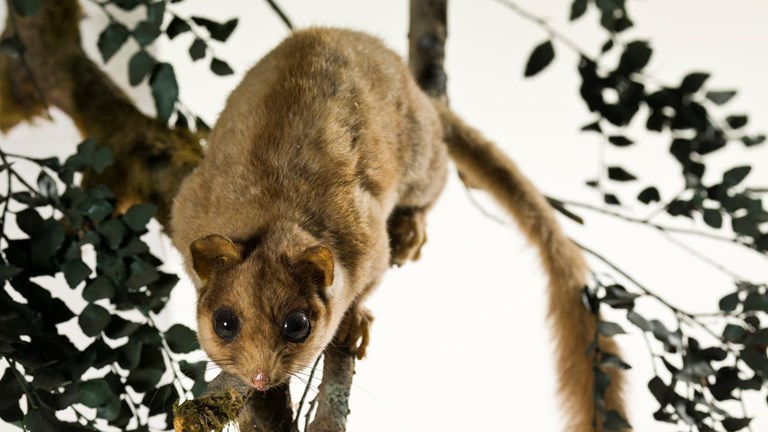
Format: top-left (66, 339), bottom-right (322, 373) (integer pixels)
top-left (2, 0), bottom-right (768, 431)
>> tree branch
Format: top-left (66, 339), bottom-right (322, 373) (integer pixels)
top-left (0, 0), bottom-right (203, 229)
top-left (408, 0), bottom-right (448, 100)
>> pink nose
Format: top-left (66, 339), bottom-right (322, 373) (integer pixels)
top-left (252, 371), bottom-right (270, 391)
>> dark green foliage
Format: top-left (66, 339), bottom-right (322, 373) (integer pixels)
top-left (524, 40), bottom-right (555, 77)
top-left (97, 23), bottom-right (130, 63)
top-left (0, 143), bottom-right (208, 431)
top-left (150, 63), bottom-right (179, 123)
top-left (210, 58), bottom-right (234, 76)
top-left (190, 17), bottom-right (239, 42)
top-left (189, 39), bottom-right (207, 61)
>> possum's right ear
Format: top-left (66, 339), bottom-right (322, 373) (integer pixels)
top-left (190, 234), bottom-right (241, 282)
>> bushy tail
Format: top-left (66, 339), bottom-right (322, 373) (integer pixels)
top-left (434, 103), bottom-right (626, 432)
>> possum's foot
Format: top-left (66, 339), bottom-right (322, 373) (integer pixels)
top-left (388, 208), bottom-right (427, 266)
top-left (337, 306), bottom-right (374, 359)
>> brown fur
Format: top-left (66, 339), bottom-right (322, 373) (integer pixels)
top-left (170, 27), bottom-right (625, 430)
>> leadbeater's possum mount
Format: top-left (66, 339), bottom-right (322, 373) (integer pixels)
top-left (171, 27), bottom-right (626, 431)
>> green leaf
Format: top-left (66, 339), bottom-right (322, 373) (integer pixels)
top-left (37, 171), bottom-right (58, 202)
top-left (166, 17), bottom-right (191, 39)
top-left (706, 90), bottom-right (736, 105)
top-left (123, 203), bottom-right (156, 231)
top-left (189, 38), bottom-right (206, 61)
top-left (78, 381), bottom-right (113, 409)
top-left (600, 353), bottom-right (631, 370)
top-left (144, 384), bottom-right (176, 416)
top-left (126, 368), bottom-right (164, 392)
top-left (607, 166), bottom-right (636, 181)
top-left (128, 51), bottom-right (155, 86)
top-left (179, 360), bottom-right (207, 382)
top-left (96, 395), bottom-right (121, 422)
top-left (0, 369), bottom-right (23, 411)
top-left (618, 41), bottom-right (652, 74)
top-left (603, 410), bottom-right (631, 431)
top-left (210, 58), bottom-right (234, 76)
top-left (126, 259), bottom-right (160, 291)
top-left (723, 324), bottom-right (746, 343)
top-left (0, 264), bottom-right (21, 280)
top-left (723, 166), bottom-right (751, 187)
top-left (133, 21), bottom-right (161, 46)
top-left (726, 115), bottom-right (748, 129)
top-left (147, 1), bottom-right (166, 27)
top-left (680, 72), bottom-right (709, 94)
top-left (191, 17), bottom-right (238, 42)
top-left (524, 40), bottom-right (555, 77)
top-left (570, 0), bottom-right (588, 21)
top-left (97, 23), bottom-right (130, 63)
top-left (723, 417), bottom-right (752, 432)
top-left (742, 292), bottom-right (768, 313)
top-left (23, 407), bottom-right (59, 432)
top-left (627, 311), bottom-right (651, 331)
top-left (597, 321), bottom-right (626, 336)
top-left (105, 316), bottom-right (142, 339)
top-left (31, 220), bottom-right (66, 259)
top-left (62, 259), bottom-right (91, 288)
top-left (637, 186), bottom-right (660, 204)
top-left (165, 324), bottom-right (200, 353)
top-left (741, 135), bottom-right (766, 147)
top-left (83, 276), bottom-right (116, 302)
top-left (10, 0), bottom-right (42, 16)
top-left (703, 208), bottom-right (722, 229)
top-left (17, 207), bottom-right (43, 235)
top-left (719, 292), bottom-right (740, 313)
top-left (92, 147), bottom-right (113, 173)
top-left (608, 135), bottom-right (633, 147)
top-left (85, 199), bottom-right (114, 223)
top-left (97, 219), bottom-right (127, 250)
top-left (112, 0), bottom-right (141, 10)
top-left (79, 304), bottom-right (112, 337)
top-left (603, 193), bottom-right (620, 205)
top-left (150, 63), bottom-right (179, 123)
top-left (118, 339), bottom-right (142, 370)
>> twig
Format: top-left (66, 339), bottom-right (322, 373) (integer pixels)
top-left (304, 395), bottom-right (318, 432)
top-left (553, 197), bottom-right (750, 246)
top-left (494, 0), bottom-right (590, 59)
top-left (656, 228), bottom-right (743, 280)
top-left (264, 0), bottom-right (294, 30)
top-left (294, 354), bottom-right (322, 428)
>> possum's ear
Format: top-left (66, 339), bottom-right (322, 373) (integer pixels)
top-left (296, 245), bottom-right (335, 289)
top-left (190, 235), bottom-right (241, 282)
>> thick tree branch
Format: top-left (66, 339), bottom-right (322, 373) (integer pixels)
top-left (408, 0), bottom-right (447, 100)
top-left (0, 0), bottom-right (203, 229)
top-left (307, 345), bottom-right (355, 432)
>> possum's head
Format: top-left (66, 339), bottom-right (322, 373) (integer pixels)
top-left (189, 229), bottom-right (345, 391)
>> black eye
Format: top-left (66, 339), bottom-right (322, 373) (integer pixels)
top-left (213, 308), bottom-right (240, 341)
top-left (282, 311), bottom-right (310, 343)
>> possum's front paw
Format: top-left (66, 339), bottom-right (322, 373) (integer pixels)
top-left (336, 307), bottom-right (374, 359)
top-left (388, 208), bottom-right (427, 266)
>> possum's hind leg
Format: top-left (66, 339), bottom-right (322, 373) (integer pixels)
top-left (387, 206), bottom-right (428, 266)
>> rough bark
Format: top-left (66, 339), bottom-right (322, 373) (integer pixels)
top-left (0, 0), bottom-right (203, 229)
top-left (408, 0), bottom-right (448, 100)
top-left (307, 345), bottom-right (356, 432)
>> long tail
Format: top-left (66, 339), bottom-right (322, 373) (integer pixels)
top-left (434, 103), bottom-right (627, 432)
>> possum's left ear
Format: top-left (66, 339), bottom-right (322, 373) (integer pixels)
top-left (296, 245), bottom-right (335, 289)
top-left (190, 234), bottom-right (242, 283)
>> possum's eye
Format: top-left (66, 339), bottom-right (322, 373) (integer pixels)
top-left (282, 311), bottom-right (310, 343)
top-left (213, 308), bottom-right (240, 341)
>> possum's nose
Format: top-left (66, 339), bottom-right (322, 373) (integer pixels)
top-left (252, 371), bottom-right (270, 391)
